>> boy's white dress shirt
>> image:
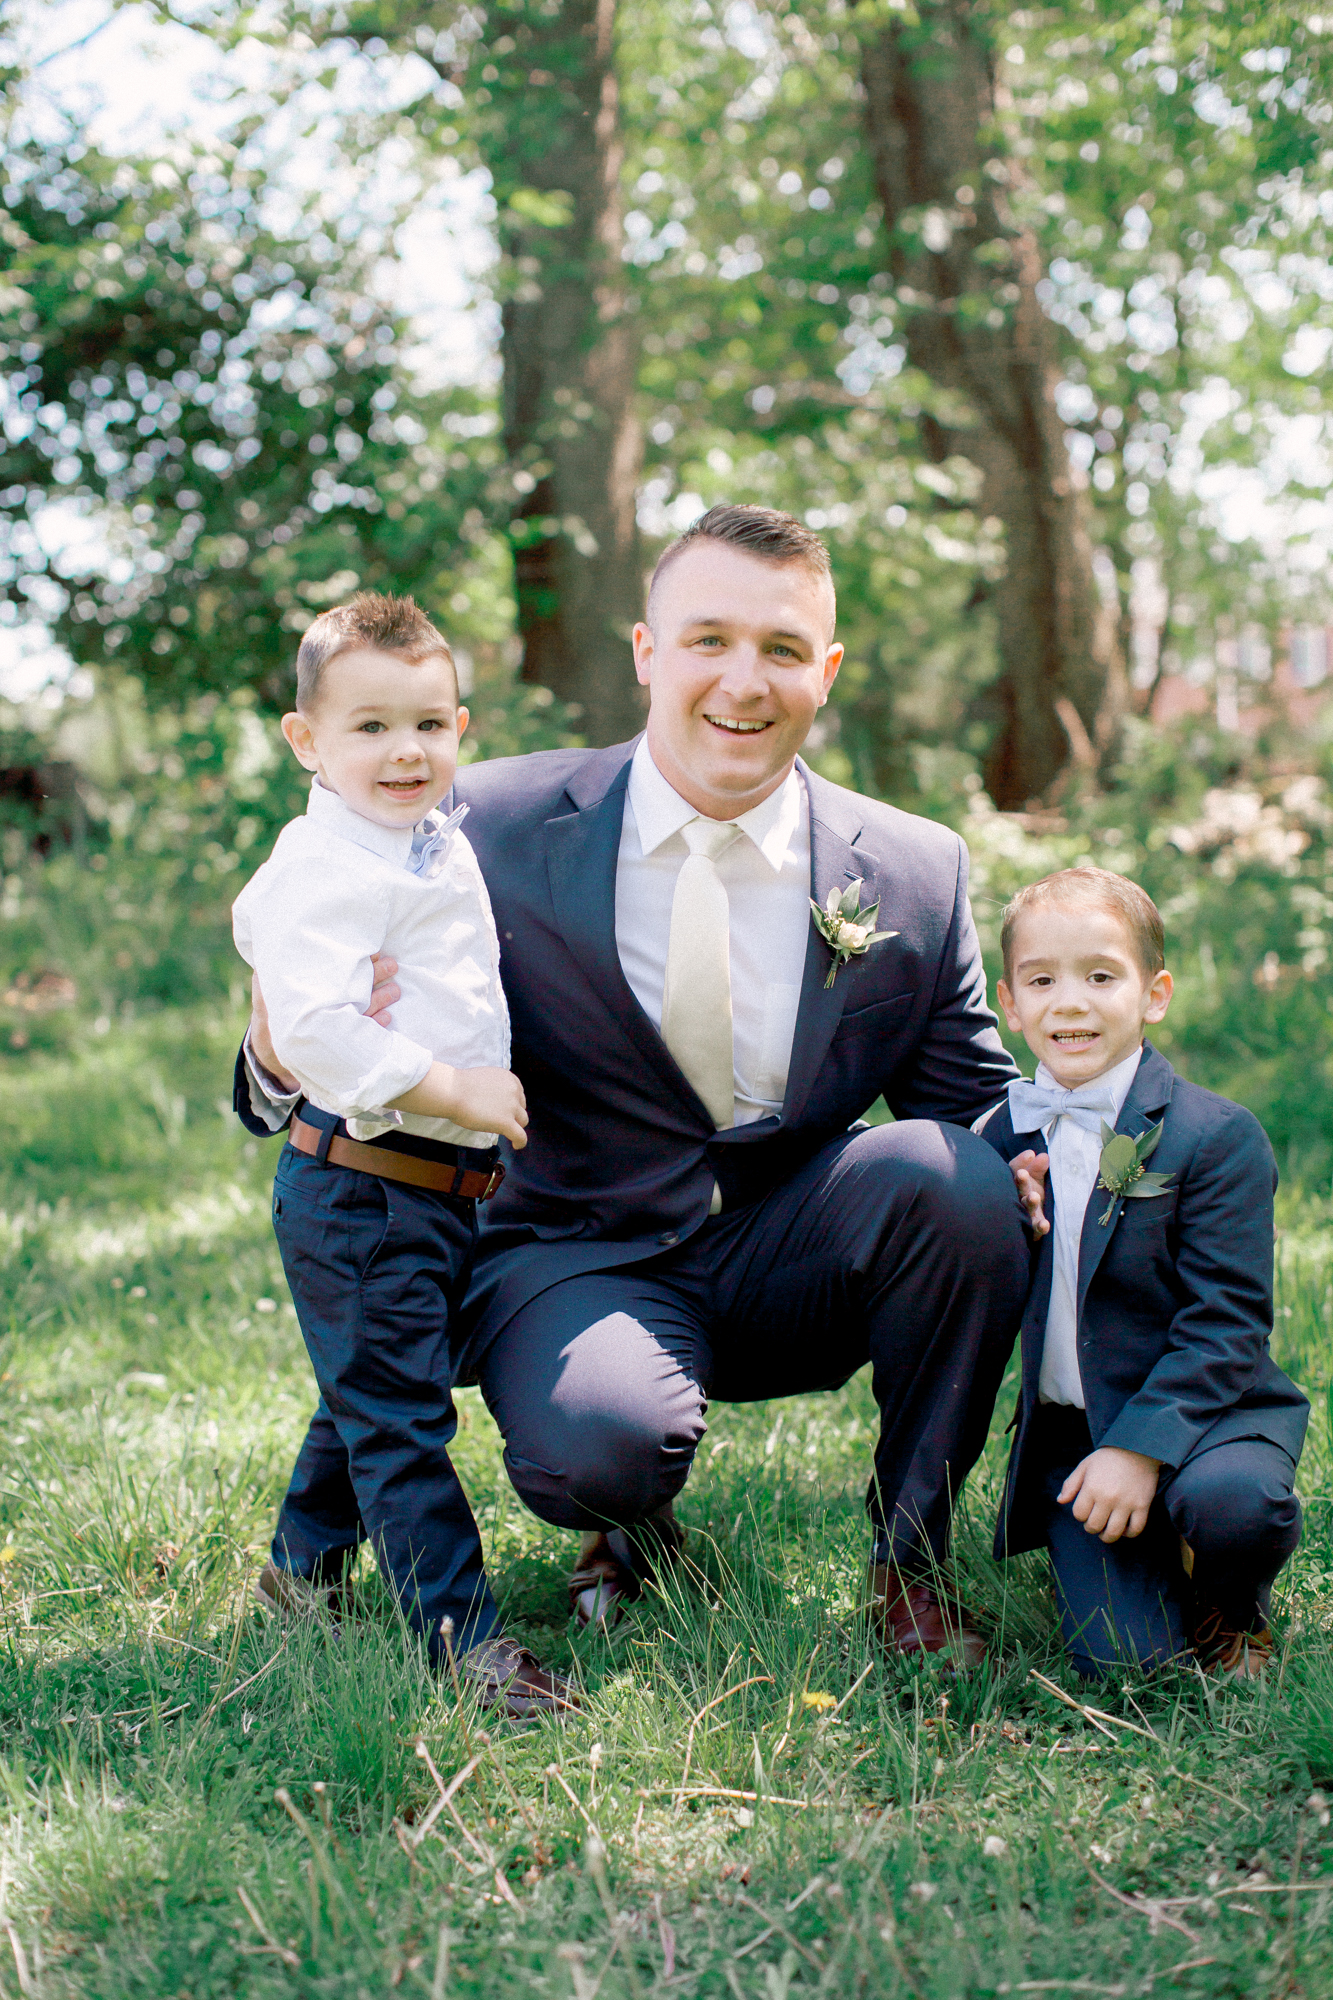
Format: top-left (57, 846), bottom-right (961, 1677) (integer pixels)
top-left (1013, 1046), bottom-right (1144, 1408)
top-left (232, 779), bottom-right (509, 1149)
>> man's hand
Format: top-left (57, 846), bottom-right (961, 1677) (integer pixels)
top-left (1010, 1149), bottom-right (1050, 1237)
top-left (248, 952), bottom-right (402, 1095)
top-left (249, 971), bottom-right (299, 1093)
top-left (391, 1063), bottom-right (529, 1150)
top-left (1058, 1446), bottom-right (1161, 1544)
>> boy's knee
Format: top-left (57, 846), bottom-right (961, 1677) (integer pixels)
top-left (1171, 1447), bottom-right (1301, 1564)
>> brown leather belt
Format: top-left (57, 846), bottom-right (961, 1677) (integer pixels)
top-left (289, 1113), bottom-right (505, 1201)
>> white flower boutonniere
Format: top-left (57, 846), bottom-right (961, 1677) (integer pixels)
top-left (810, 879), bottom-right (898, 989)
top-left (1095, 1119), bottom-right (1174, 1226)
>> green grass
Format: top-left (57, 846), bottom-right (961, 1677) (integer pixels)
top-left (2, 1008), bottom-right (1333, 1996)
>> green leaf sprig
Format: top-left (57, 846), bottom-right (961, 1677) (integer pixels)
top-left (1096, 1120), bottom-right (1174, 1227)
top-left (809, 880), bottom-right (898, 989)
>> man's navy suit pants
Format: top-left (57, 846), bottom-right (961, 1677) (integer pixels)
top-left (478, 1120), bottom-right (1029, 1571)
top-left (1031, 1406), bottom-right (1302, 1678)
top-left (269, 1135), bottom-right (498, 1660)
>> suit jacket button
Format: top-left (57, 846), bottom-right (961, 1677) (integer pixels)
top-left (658, 1230), bottom-right (679, 1247)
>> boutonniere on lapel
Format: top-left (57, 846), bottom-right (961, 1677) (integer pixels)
top-left (810, 879), bottom-right (898, 989)
top-left (1095, 1120), bottom-right (1174, 1226)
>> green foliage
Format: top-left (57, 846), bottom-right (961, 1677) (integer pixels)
top-left (0, 128), bottom-right (511, 708)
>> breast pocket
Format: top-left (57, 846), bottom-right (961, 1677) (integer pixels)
top-left (838, 992), bottom-right (915, 1036)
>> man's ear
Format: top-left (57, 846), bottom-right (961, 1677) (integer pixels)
top-left (818, 641), bottom-right (844, 705)
top-left (281, 711), bottom-right (319, 771)
top-left (996, 977), bottom-right (1023, 1034)
top-left (631, 620), bottom-right (655, 689)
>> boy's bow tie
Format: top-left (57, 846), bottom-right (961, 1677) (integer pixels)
top-left (1007, 1075), bottom-right (1121, 1137)
top-left (408, 801), bottom-right (468, 877)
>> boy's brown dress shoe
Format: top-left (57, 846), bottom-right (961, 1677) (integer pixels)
top-left (1193, 1606), bottom-right (1274, 1679)
top-left (869, 1564), bottom-right (987, 1669)
top-left (461, 1638), bottom-right (580, 1718)
top-left (568, 1506), bottom-right (686, 1630)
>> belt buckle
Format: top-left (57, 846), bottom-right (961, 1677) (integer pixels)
top-left (479, 1166), bottom-right (504, 1202)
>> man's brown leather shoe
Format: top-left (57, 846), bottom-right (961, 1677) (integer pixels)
top-left (869, 1564), bottom-right (987, 1669)
top-left (1193, 1606), bottom-right (1274, 1680)
top-left (461, 1638), bottom-right (580, 1719)
top-left (569, 1507), bottom-right (686, 1630)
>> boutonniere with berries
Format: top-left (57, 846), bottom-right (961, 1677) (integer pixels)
top-left (1096, 1120), bottom-right (1174, 1226)
top-left (810, 880), bottom-right (898, 989)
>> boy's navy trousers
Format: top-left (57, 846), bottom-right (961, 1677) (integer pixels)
top-left (1031, 1406), bottom-right (1301, 1678)
top-left (269, 1112), bottom-right (499, 1661)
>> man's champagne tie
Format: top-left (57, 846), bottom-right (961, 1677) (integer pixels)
top-left (661, 817), bottom-right (741, 1130)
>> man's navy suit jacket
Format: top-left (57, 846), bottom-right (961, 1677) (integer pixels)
top-left (450, 739), bottom-right (1019, 1339)
top-left (979, 1043), bottom-right (1308, 1558)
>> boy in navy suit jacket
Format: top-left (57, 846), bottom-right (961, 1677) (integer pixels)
top-left (981, 866), bottom-right (1307, 1679)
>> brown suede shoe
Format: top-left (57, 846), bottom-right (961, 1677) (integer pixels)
top-left (869, 1564), bottom-right (987, 1670)
top-left (254, 1560), bottom-right (354, 1622)
top-left (569, 1507), bottom-right (686, 1630)
top-left (461, 1638), bottom-right (580, 1719)
top-left (1193, 1606), bottom-right (1274, 1680)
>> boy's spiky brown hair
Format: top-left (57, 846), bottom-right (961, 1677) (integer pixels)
top-left (294, 592), bottom-right (455, 710)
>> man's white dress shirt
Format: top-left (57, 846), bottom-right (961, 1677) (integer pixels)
top-left (233, 778), bottom-right (509, 1148)
top-left (615, 738), bottom-right (811, 1128)
top-left (1028, 1046), bottom-right (1144, 1407)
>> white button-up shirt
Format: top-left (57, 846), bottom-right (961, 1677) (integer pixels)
top-left (233, 779), bottom-right (509, 1148)
top-left (615, 738), bottom-right (811, 1127)
top-left (1035, 1045), bottom-right (1144, 1407)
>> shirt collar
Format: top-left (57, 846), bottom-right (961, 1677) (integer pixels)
top-left (1033, 1043), bottom-right (1144, 1122)
top-left (305, 776), bottom-right (417, 865)
top-left (626, 737), bottom-right (805, 875)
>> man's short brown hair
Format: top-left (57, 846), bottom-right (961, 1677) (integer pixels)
top-left (647, 504), bottom-right (834, 623)
top-left (1000, 867), bottom-right (1166, 981)
top-left (295, 592), bottom-right (456, 710)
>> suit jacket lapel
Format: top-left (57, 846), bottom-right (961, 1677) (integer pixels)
top-left (1075, 1043), bottom-right (1176, 1314)
top-left (782, 765), bottom-right (867, 1124)
top-left (543, 741), bottom-right (694, 1102)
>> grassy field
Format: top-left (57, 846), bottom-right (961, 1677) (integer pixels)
top-left (2, 1007), bottom-right (1333, 1998)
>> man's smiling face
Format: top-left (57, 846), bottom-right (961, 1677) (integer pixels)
top-left (633, 539), bottom-right (842, 818)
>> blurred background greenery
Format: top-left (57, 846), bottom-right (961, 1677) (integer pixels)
top-left (2, 0), bottom-right (1332, 1176)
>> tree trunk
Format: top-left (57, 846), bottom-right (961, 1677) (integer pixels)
top-left (476, 0), bottom-right (646, 742)
top-left (859, 4), bottom-right (1123, 807)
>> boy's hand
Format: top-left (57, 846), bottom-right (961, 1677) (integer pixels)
top-left (392, 1063), bottom-right (529, 1149)
top-left (1011, 1149), bottom-right (1050, 1236)
top-left (1058, 1447), bottom-right (1161, 1544)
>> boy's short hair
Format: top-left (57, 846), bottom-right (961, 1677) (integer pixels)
top-left (295, 592), bottom-right (455, 711)
top-left (1001, 867), bottom-right (1165, 981)
top-left (647, 505), bottom-right (834, 623)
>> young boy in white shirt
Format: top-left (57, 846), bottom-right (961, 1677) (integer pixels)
top-left (233, 592), bottom-right (572, 1714)
top-left (980, 867), bottom-right (1306, 1679)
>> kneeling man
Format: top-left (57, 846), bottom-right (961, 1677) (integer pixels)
top-left (242, 506), bottom-right (1029, 1672)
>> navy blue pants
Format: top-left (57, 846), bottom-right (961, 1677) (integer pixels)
top-left (275, 1120), bottom-right (1029, 1580)
top-left (270, 1124), bottom-right (498, 1660)
top-left (1033, 1406), bottom-right (1302, 1678)
top-left (475, 1121), bottom-right (1029, 1571)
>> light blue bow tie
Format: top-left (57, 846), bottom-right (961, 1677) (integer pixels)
top-left (408, 801), bottom-right (468, 878)
top-left (1007, 1075), bottom-right (1121, 1138)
